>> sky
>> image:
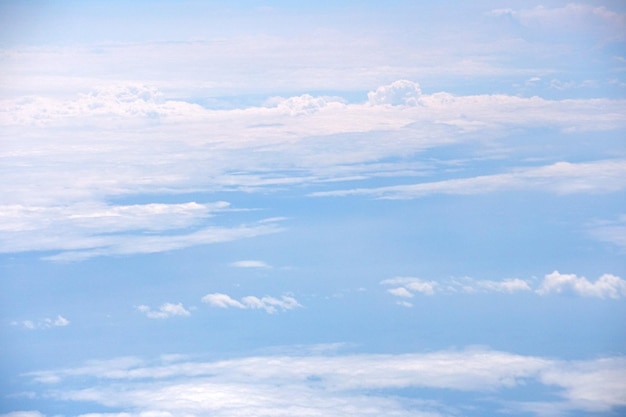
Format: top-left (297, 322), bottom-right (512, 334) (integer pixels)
top-left (0, 1), bottom-right (625, 416)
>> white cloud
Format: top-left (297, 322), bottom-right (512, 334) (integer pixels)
top-left (313, 159), bottom-right (626, 199)
top-left (11, 315), bottom-right (70, 330)
top-left (230, 260), bottom-right (271, 268)
top-left (137, 303), bottom-right (191, 319)
top-left (382, 272), bottom-right (626, 300)
top-left (381, 277), bottom-right (438, 296)
top-left (367, 80), bottom-right (423, 106)
top-left (537, 271), bottom-right (626, 299)
top-left (381, 276), bottom-right (533, 297)
top-left (23, 347), bottom-right (626, 416)
top-left (202, 293), bottom-right (301, 314)
top-left (2, 81), bottom-right (626, 259)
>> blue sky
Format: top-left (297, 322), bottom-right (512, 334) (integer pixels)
top-left (1, 1), bottom-right (625, 416)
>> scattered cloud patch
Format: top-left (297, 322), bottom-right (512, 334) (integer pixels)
top-left (202, 293), bottom-right (301, 314)
top-left (11, 315), bottom-right (69, 330)
top-left (382, 272), bottom-right (626, 301)
top-left (137, 303), bottom-right (191, 319)
top-left (537, 271), bottom-right (626, 299)
top-left (230, 260), bottom-right (271, 269)
top-left (381, 277), bottom-right (438, 296)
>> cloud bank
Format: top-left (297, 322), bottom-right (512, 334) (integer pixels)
top-left (20, 347), bottom-right (626, 417)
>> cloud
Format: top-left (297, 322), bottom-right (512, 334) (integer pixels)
top-left (202, 293), bottom-right (301, 314)
top-left (2, 81), bottom-right (626, 259)
top-left (230, 260), bottom-right (271, 268)
top-left (11, 315), bottom-right (70, 330)
top-left (587, 214), bottom-right (626, 252)
top-left (22, 347), bottom-right (626, 416)
top-left (367, 80), bottom-right (423, 106)
top-left (382, 272), bottom-right (626, 300)
top-left (0, 412), bottom-right (46, 417)
top-left (488, 4), bottom-right (626, 40)
top-left (40, 221), bottom-right (283, 262)
top-left (136, 303), bottom-right (191, 319)
top-left (381, 276), bottom-right (531, 298)
top-left (381, 277), bottom-right (438, 296)
top-left (536, 271), bottom-right (626, 299)
top-left (265, 94), bottom-right (345, 116)
top-left (313, 160), bottom-right (626, 199)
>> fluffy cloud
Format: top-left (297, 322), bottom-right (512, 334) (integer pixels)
top-left (536, 271), bottom-right (626, 299)
top-left (367, 80), bottom-right (423, 106)
top-left (382, 272), bottom-right (626, 300)
top-left (136, 303), bottom-right (191, 319)
top-left (11, 315), bottom-right (69, 330)
top-left (202, 293), bottom-right (301, 314)
top-left (21, 347), bottom-right (626, 416)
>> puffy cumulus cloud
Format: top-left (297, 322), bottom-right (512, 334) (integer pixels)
top-left (537, 271), bottom-right (626, 299)
top-left (368, 80), bottom-right (423, 106)
top-left (313, 159), bottom-right (626, 199)
top-left (11, 315), bottom-right (69, 330)
top-left (0, 83), bottom-right (214, 126)
top-left (136, 303), bottom-right (191, 319)
top-left (202, 293), bottom-right (300, 314)
top-left (22, 347), bottom-right (626, 416)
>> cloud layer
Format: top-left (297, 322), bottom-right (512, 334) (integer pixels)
top-left (19, 347), bottom-right (626, 417)
top-left (2, 80), bottom-right (625, 259)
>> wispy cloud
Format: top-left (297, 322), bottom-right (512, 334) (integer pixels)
top-left (587, 214), bottom-right (626, 252)
top-left (230, 260), bottom-right (271, 268)
top-left (136, 303), bottom-right (191, 319)
top-left (312, 160), bottom-right (626, 199)
top-left (10, 315), bottom-right (69, 330)
top-left (382, 271), bottom-right (626, 300)
top-left (202, 293), bottom-right (301, 314)
top-left (22, 347), bottom-right (626, 416)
